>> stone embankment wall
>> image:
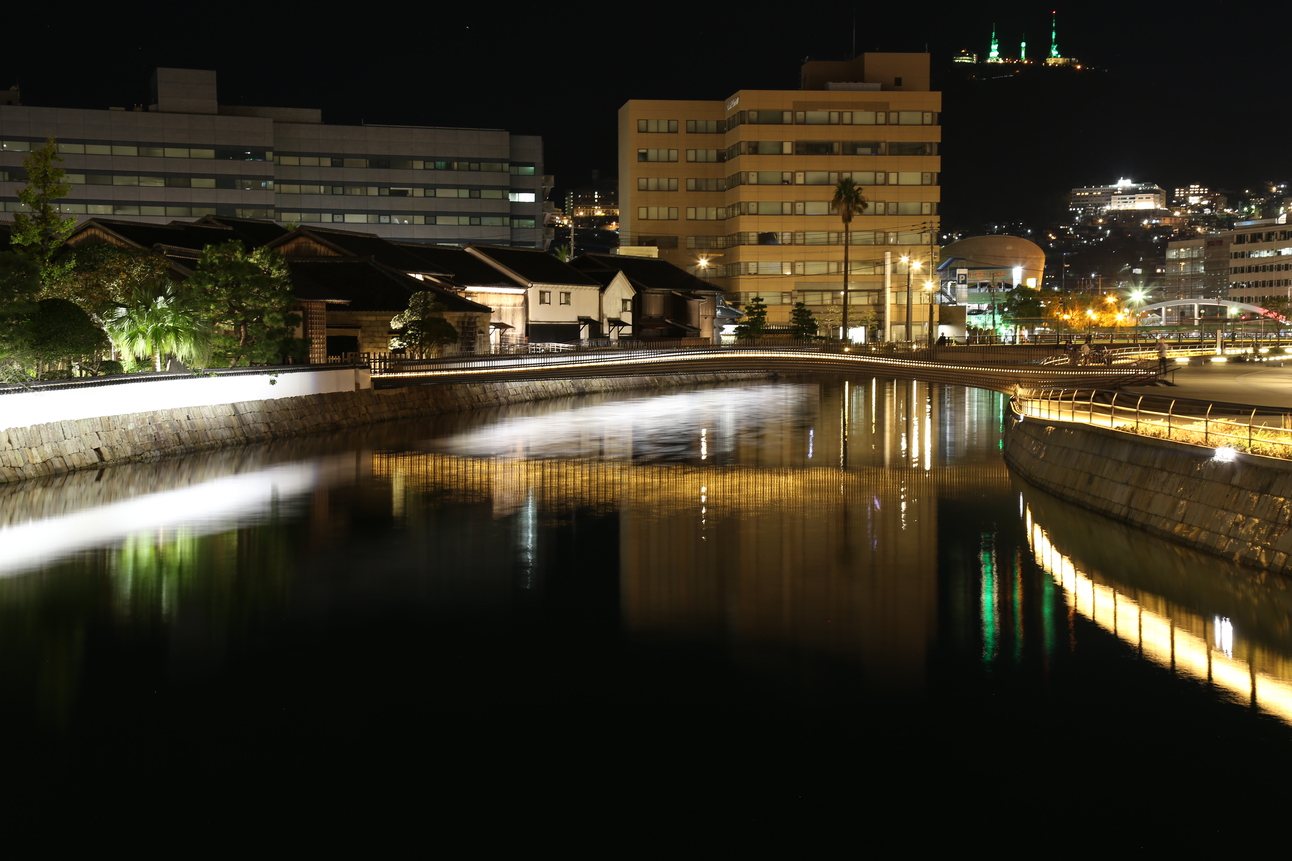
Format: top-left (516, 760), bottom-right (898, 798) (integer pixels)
top-left (0, 373), bottom-right (764, 484)
top-left (1006, 417), bottom-right (1292, 574)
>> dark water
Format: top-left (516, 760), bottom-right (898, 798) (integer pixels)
top-left (3, 380), bottom-right (1291, 845)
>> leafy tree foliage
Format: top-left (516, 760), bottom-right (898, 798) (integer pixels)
top-left (9, 139), bottom-right (76, 276)
top-left (104, 279), bottom-right (212, 371)
top-left (0, 252), bottom-right (42, 380)
top-left (26, 298), bottom-right (109, 377)
top-left (190, 242), bottom-right (303, 366)
top-left (390, 292), bottom-right (459, 359)
top-left (790, 301), bottom-right (819, 340)
top-left (45, 244), bottom-right (174, 316)
top-left (735, 296), bottom-right (768, 341)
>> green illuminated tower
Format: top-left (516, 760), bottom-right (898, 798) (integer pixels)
top-left (1050, 13), bottom-right (1060, 59)
top-left (989, 25), bottom-right (1000, 62)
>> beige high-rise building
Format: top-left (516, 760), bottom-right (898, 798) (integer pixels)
top-left (619, 53), bottom-right (941, 332)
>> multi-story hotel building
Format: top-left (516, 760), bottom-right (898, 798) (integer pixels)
top-left (619, 54), bottom-right (941, 327)
top-left (0, 68), bottom-right (548, 247)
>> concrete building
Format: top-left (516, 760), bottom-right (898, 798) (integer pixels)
top-left (0, 68), bottom-right (548, 247)
top-left (1225, 217), bottom-right (1292, 303)
top-left (619, 53), bottom-right (941, 327)
top-left (1069, 179), bottom-right (1166, 220)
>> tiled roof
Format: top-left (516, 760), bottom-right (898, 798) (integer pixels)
top-left (286, 257), bottom-right (490, 314)
top-left (390, 244), bottom-right (520, 287)
top-left (572, 253), bottom-right (719, 294)
top-left (471, 245), bottom-right (600, 287)
top-left (275, 227), bottom-right (451, 274)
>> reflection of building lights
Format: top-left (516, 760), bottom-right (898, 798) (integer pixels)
top-left (1025, 504), bottom-right (1292, 725)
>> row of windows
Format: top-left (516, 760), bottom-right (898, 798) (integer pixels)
top-left (727, 291), bottom-right (885, 307)
top-left (725, 140), bottom-right (936, 158)
top-left (61, 173), bottom-right (271, 190)
top-left (1233, 230), bottom-right (1292, 244)
top-left (537, 291), bottom-right (573, 305)
top-left (718, 260), bottom-right (897, 278)
top-left (726, 170), bottom-right (937, 188)
top-left (279, 155), bottom-right (534, 174)
top-left (276, 184), bottom-right (535, 201)
top-left (278, 211), bottom-right (536, 228)
top-left (672, 199), bottom-right (934, 219)
top-left (728, 110), bottom-right (937, 127)
top-left (0, 139), bottom-right (270, 161)
top-left (685, 229), bottom-right (929, 249)
top-left (637, 177), bottom-right (679, 191)
top-left (0, 197), bottom-right (540, 229)
top-left (1232, 248), bottom-right (1292, 259)
top-left (639, 144), bottom-right (936, 165)
top-left (1, 201), bottom-right (221, 217)
top-left (0, 139), bottom-right (542, 176)
top-left (1233, 263), bottom-right (1292, 274)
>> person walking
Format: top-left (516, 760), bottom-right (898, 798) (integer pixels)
top-left (1157, 336), bottom-right (1169, 375)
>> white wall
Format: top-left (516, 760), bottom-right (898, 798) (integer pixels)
top-left (1, 367), bottom-right (370, 433)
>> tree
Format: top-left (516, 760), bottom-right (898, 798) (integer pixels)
top-left (25, 298), bottom-right (109, 377)
top-left (44, 244), bottom-right (174, 317)
top-left (9, 139), bottom-right (75, 276)
top-left (1002, 285), bottom-right (1046, 339)
top-left (734, 296), bottom-right (768, 341)
top-left (190, 242), bottom-right (303, 367)
top-left (103, 279), bottom-right (212, 371)
top-left (830, 178), bottom-right (868, 340)
top-left (0, 252), bottom-right (42, 381)
top-left (790, 301), bottom-right (818, 341)
top-left (553, 245), bottom-right (572, 262)
top-left (390, 292), bottom-right (459, 359)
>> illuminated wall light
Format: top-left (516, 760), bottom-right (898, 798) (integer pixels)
top-left (1213, 446), bottom-right (1237, 462)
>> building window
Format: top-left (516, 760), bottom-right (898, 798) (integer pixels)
top-left (637, 119), bottom-right (678, 133)
top-left (637, 148), bottom-right (678, 163)
top-left (559, 292), bottom-right (571, 305)
top-left (621, 299), bottom-right (632, 312)
top-left (539, 291), bottom-right (552, 305)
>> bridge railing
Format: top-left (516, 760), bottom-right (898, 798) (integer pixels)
top-left (1012, 388), bottom-right (1292, 459)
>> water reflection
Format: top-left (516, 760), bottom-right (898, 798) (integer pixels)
top-left (0, 378), bottom-right (1290, 760)
top-left (1020, 476), bottom-right (1292, 724)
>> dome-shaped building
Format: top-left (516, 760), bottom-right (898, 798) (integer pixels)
top-left (939, 235), bottom-right (1045, 289)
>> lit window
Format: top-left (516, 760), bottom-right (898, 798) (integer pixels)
top-left (539, 291), bottom-right (551, 305)
top-left (559, 292), bottom-right (571, 305)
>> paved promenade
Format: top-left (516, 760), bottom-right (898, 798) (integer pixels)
top-left (1119, 360), bottom-right (1292, 409)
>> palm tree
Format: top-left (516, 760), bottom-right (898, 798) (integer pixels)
top-left (103, 279), bottom-right (211, 372)
top-left (830, 178), bottom-right (868, 341)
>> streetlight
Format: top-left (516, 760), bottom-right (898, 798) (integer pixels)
top-left (925, 280), bottom-right (936, 348)
top-left (902, 257), bottom-right (922, 344)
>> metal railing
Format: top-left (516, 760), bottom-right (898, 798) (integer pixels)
top-left (1013, 388), bottom-right (1292, 458)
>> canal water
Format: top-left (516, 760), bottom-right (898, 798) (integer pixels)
top-left (3, 379), bottom-right (1291, 843)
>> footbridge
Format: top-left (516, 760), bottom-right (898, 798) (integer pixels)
top-left (370, 345), bottom-right (1159, 393)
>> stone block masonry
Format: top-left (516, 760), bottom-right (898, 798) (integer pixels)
top-left (0, 374), bottom-right (767, 485)
top-left (1005, 417), bottom-right (1292, 574)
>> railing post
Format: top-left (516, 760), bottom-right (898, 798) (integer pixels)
top-left (1251, 408), bottom-right (1256, 449)
top-left (1168, 400), bottom-right (1174, 439)
top-left (1205, 403), bottom-right (1212, 444)
top-left (1136, 395), bottom-right (1143, 433)
top-left (1109, 392), bottom-right (1118, 428)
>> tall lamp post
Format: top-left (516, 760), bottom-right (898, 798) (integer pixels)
top-left (902, 257), bottom-right (922, 344)
top-left (926, 280), bottom-right (936, 347)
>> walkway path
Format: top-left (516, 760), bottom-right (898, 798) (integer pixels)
top-left (1120, 361), bottom-right (1292, 410)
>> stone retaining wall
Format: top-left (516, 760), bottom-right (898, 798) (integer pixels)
top-left (1005, 416), bottom-right (1292, 574)
top-left (0, 374), bottom-right (765, 484)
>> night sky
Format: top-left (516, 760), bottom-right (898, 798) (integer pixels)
top-left (3, 3), bottom-right (1286, 229)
